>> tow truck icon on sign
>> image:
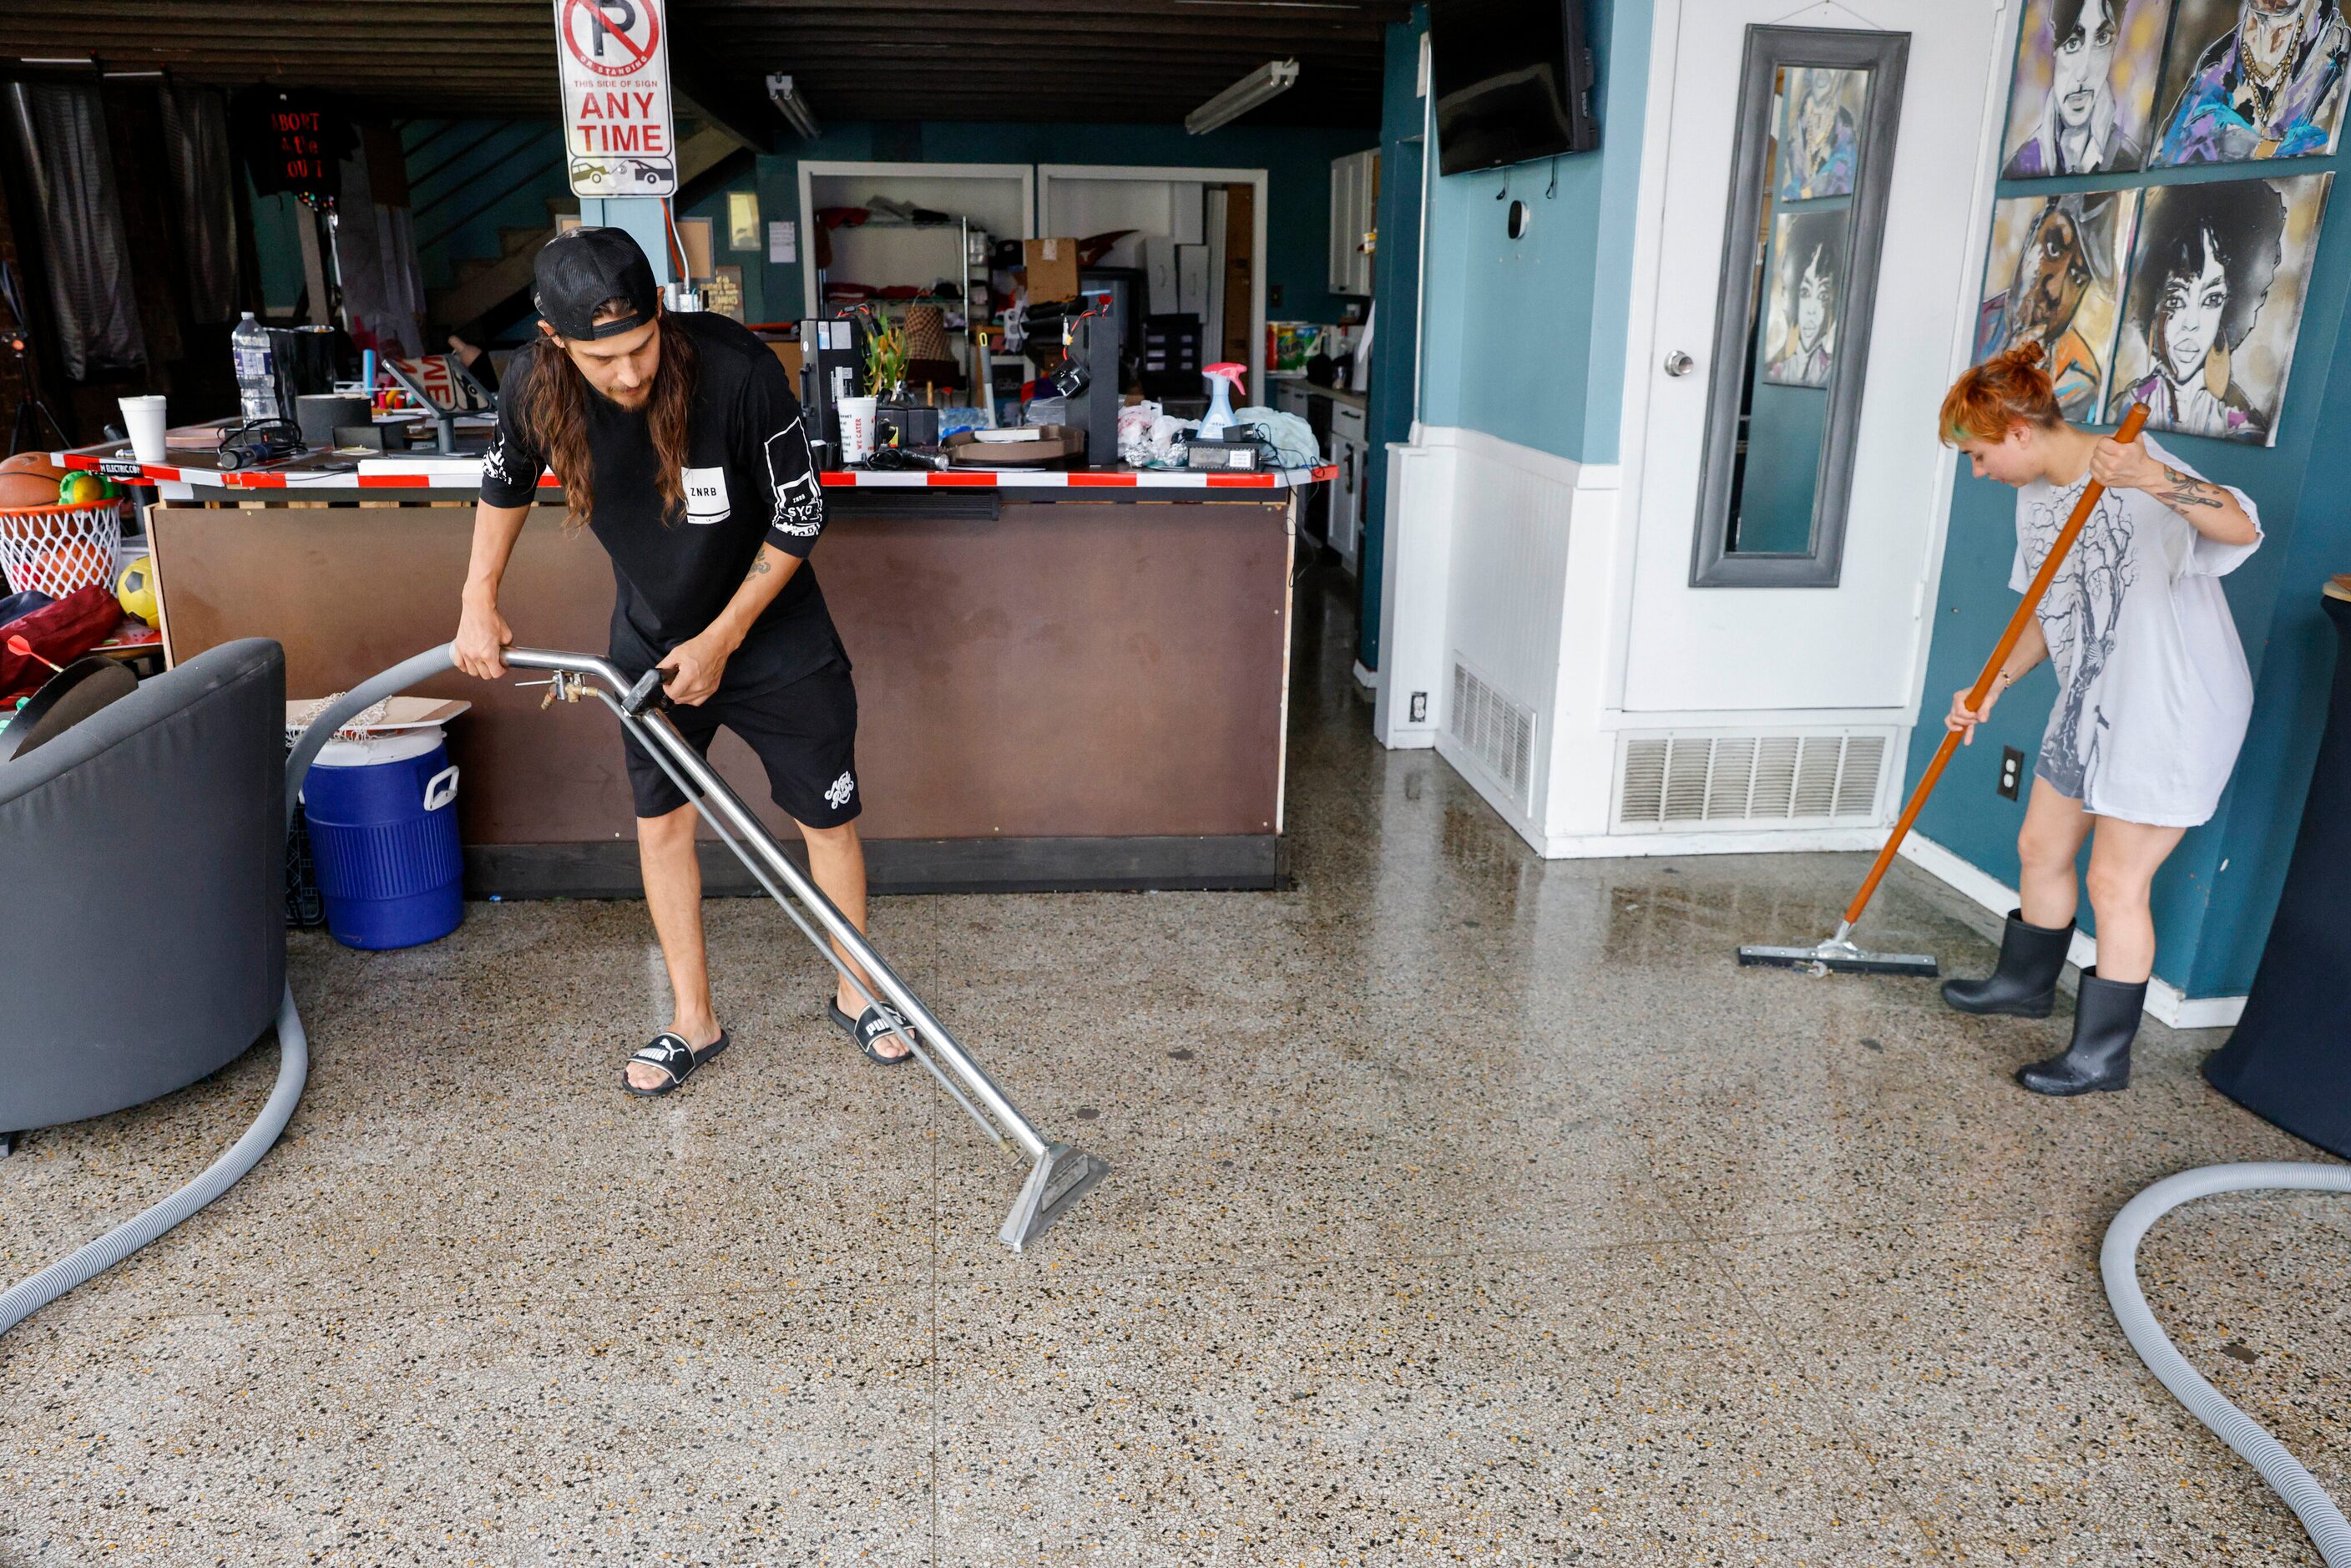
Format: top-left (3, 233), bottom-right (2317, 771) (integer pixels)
top-left (569, 158), bottom-right (673, 188)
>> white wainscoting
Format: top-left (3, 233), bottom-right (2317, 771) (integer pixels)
top-left (1376, 425), bottom-right (1613, 846)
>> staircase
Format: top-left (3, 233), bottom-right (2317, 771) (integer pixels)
top-left (425, 124), bottom-right (746, 335)
top-left (431, 196), bottom-right (578, 336)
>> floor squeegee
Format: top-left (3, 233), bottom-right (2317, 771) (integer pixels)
top-left (1738, 403), bottom-right (2149, 978)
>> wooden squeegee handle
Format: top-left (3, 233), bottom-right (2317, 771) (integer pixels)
top-left (1839, 402), bottom-right (2149, 930)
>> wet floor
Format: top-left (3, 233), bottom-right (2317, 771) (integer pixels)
top-left (3, 565), bottom-right (2343, 1565)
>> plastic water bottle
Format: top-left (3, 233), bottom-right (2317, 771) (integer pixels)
top-left (232, 312), bottom-right (281, 422)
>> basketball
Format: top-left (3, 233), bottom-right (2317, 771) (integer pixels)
top-left (0, 468), bottom-right (59, 510)
top-left (0, 452), bottom-right (65, 480)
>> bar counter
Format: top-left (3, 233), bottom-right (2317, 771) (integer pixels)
top-left (67, 448), bottom-right (1331, 895)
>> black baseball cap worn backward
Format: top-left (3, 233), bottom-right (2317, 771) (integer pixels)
top-left (533, 227), bottom-right (658, 340)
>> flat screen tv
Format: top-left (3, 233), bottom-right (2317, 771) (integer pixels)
top-left (1430, 0), bottom-right (1599, 175)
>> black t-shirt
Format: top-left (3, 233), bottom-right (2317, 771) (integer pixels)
top-left (478, 311), bottom-right (842, 691)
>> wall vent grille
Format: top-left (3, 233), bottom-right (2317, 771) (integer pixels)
top-left (1448, 660), bottom-right (1535, 810)
top-left (1615, 732), bottom-right (1886, 830)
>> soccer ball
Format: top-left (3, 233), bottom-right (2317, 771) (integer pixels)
top-left (116, 554), bottom-right (159, 626)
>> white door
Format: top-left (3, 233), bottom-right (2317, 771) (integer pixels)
top-left (1619, 0), bottom-right (2008, 715)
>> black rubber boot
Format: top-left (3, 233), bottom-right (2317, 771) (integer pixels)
top-left (1941, 909), bottom-right (2074, 1017)
top-left (2017, 969), bottom-right (2145, 1096)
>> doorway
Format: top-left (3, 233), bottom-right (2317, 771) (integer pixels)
top-left (1036, 164), bottom-right (1270, 387)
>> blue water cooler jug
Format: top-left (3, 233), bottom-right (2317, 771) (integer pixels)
top-left (301, 728), bottom-right (465, 950)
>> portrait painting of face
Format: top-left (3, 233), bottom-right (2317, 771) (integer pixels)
top-left (1761, 208), bottom-right (1847, 388)
top-left (1973, 190), bottom-right (2137, 422)
top-left (1772, 67), bottom-right (1869, 201)
top-left (2000, 0), bottom-right (2171, 177)
top-left (2150, 0), bottom-right (2351, 164)
top-left (2106, 172), bottom-right (2331, 445)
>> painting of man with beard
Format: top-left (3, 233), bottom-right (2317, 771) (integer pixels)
top-left (1974, 190), bottom-right (2136, 422)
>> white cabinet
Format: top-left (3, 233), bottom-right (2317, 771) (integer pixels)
top-left (1328, 399), bottom-right (1368, 574)
top-left (1328, 149), bottom-right (1378, 298)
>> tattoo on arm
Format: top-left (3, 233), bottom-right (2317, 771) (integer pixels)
top-left (743, 554), bottom-right (774, 584)
top-left (2154, 464), bottom-right (2226, 511)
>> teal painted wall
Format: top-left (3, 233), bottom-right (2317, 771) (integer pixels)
top-left (1358, 7), bottom-right (1435, 670)
top-left (403, 120), bottom-right (569, 291)
top-left (1358, 0), bottom-right (1652, 668)
top-left (1903, 158), bottom-right (2351, 1001)
top-left (1414, 0), bottom-right (1651, 464)
top-left (249, 184), bottom-right (304, 312)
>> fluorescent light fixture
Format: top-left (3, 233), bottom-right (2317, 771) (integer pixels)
top-left (764, 73), bottom-right (820, 139)
top-left (1186, 58), bottom-right (1300, 134)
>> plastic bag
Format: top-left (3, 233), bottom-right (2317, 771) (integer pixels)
top-left (1230, 406), bottom-right (1321, 468)
top-left (1115, 400), bottom-right (1166, 466)
top-left (1, 584), bottom-right (120, 702)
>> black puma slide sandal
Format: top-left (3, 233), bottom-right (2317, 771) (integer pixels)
top-left (828, 1000), bottom-right (917, 1066)
top-left (623, 1029), bottom-right (731, 1096)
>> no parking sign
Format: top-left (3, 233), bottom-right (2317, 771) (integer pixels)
top-left (554, 0), bottom-right (676, 199)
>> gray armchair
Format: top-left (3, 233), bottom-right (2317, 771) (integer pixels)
top-left (0, 640), bottom-right (286, 1149)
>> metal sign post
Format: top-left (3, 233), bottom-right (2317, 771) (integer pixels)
top-left (554, 0), bottom-right (678, 200)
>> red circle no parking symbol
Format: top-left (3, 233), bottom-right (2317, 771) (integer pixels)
top-left (561, 0), bottom-right (658, 79)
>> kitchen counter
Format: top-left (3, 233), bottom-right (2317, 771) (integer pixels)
top-left (110, 453), bottom-right (1318, 896)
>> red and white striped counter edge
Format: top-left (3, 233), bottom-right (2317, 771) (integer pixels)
top-left (55, 451), bottom-right (1337, 493)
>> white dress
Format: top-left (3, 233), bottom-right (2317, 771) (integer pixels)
top-left (2010, 436), bottom-right (2260, 827)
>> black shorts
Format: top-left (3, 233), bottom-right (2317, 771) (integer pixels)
top-left (623, 660), bottom-right (862, 827)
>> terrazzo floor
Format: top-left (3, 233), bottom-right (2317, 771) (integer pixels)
top-left (3, 566), bottom-right (2344, 1565)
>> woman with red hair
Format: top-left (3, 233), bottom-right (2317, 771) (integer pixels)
top-left (1937, 341), bottom-right (2261, 1095)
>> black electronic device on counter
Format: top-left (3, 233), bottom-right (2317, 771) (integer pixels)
top-left (1182, 429), bottom-right (1277, 472)
top-left (1063, 298), bottom-right (1121, 469)
top-left (215, 417), bottom-right (306, 470)
top-left (1431, 0), bottom-right (1599, 173)
top-left (265, 325), bottom-right (347, 408)
top-left (797, 316), bottom-right (867, 463)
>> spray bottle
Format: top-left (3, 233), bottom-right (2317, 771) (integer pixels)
top-left (1198, 362), bottom-right (1246, 441)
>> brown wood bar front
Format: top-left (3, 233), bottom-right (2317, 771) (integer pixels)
top-left (151, 488), bottom-right (1296, 893)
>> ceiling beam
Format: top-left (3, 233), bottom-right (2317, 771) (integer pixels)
top-left (669, 41), bottom-right (778, 153)
top-left (0, 0), bottom-right (1394, 128)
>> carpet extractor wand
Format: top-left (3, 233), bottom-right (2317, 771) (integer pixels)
top-left (1739, 402), bottom-right (2149, 978)
top-left (503, 648), bottom-right (1109, 1250)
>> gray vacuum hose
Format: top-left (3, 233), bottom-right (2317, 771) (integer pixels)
top-left (2104, 1161), bottom-right (2351, 1566)
top-left (0, 645), bottom-right (458, 1338)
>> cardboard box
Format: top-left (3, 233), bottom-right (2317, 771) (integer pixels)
top-left (1024, 237), bottom-right (1081, 303)
top-left (766, 338), bottom-right (805, 383)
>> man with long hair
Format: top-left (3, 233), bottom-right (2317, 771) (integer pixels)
top-left (453, 228), bottom-right (917, 1095)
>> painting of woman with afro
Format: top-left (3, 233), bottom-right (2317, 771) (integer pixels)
top-left (2106, 175), bottom-right (2329, 444)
